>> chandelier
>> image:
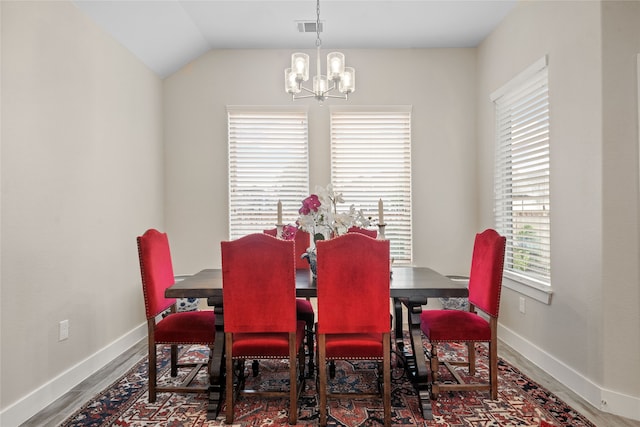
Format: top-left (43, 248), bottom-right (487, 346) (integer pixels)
top-left (284, 0), bottom-right (355, 102)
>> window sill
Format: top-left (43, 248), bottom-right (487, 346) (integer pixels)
top-left (503, 274), bottom-right (553, 305)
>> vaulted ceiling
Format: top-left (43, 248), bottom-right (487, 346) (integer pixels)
top-left (73, 0), bottom-right (517, 77)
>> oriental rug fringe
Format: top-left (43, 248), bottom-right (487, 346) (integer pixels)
top-left (60, 337), bottom-right (594, 427)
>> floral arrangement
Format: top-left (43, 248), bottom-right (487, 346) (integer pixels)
top-left (296, 184), bottom-right (371, 244)
top-left (283, 184), bottom-right (372, 276)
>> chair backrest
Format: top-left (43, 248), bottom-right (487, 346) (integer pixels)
top-left (222, 233), bottom-right (297, 333)
top-left (316, 233), bottom-right (390, 334)
top-left (137, 229), bottom-right (176, 320)
top-left (264, 228), bottom-right (311, 270)
top-left (347, 226), bottom-right (378, 239)
top-left (467, 229), bottom-right (506, 318)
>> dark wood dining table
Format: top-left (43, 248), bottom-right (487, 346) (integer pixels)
top-left (165, 266), bottom-right (468, 420)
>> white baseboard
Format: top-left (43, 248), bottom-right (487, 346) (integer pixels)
top-left (0, 322), bottom-right (146, 427)
top-left (499, 323), bottom-right (640, 422)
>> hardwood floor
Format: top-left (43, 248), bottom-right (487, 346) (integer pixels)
top-left (20, 341), bottom-right (147, 427)
top-left (497, 343), bottom-right (640, 427)
top-left (20, 339), bottom-right (640, 426)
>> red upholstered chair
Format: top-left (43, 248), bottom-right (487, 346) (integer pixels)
top-left (347, 225), bottom-right (378, 238)
top-left (221, 233), bottom-right (305, 424)
top-left (264, 228), bottom-right (315, 375)
top-left (316, 233), bottom-right (391, 427)
top-left (136, 229), bottom-right (215, 402)
top-left (420, 229), bottom-right (506, 399)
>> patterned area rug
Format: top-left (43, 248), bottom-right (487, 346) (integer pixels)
top-left (61, 338), bottom-right (595, 426)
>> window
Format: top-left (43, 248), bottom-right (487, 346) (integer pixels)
top-left (491, 57), bottom-right (551, 289)
top-left (330, 106), bottom-right (413, 263)
top-left (227, 106), bottom-right (309, 240)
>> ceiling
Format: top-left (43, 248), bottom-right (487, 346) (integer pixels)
top-left (72, 0), bottom-right (517, 78)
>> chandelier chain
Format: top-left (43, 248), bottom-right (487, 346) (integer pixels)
top-left (315, 0), bottom-right (321, 48)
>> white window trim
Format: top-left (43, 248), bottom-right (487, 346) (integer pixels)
top-left (504, 273), bottom-right (553, 304)
top-left (491, 56), bottom-right (553, 305)
top-left (490, 56), bottom-right (548, 102)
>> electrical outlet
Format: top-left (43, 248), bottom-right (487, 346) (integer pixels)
top-left (59, 319), bottom-right (69, 341)
top-left (519, 297), bottom-right (526, 314)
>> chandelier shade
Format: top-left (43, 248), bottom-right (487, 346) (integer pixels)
top-left (285, 0), bottom-right (355, 102)
top-left (327, 52), bottom-right (344, 79)
top-left (291, 53), bottom-right (310, 81)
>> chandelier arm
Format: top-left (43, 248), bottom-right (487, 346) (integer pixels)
top-left (322, 81), bottom-right (337, 95)
top-left (292, 94), bottom-right (318, 100)
top-left (299, 86), bottom-right (317, 95)
top-left (323, 94), bottom-right (348, 100)
top-left (297, 81), bottom-right (344, 98)
top-left (318, 81), bottom-right (336, 98)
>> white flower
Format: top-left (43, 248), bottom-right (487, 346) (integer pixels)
top-left (296, 184), bottom-right (371, 242)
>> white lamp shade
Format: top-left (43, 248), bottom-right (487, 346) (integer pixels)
top-left (313, 75), bottom-right (329, 96)
top-left (285, 68), bottom-right (300, 94)
top-left (327, 52), bottom-right (345, 80)
top-left (339, 67), bottom-right (355, 94)
top-left (291, 53), bottom-right (309, 81)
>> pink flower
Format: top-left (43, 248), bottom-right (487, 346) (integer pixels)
top-left (281, 224), bottom-right (298, 241)
top-left (299, 194), bottom-right (321, 215)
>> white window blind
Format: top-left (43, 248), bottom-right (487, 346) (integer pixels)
top-left (492, 58), bottom-right (551, 287)
top-left (227, 106), bottom-right (309, 240)
top-left (330, 106), bottom-right (413, 263)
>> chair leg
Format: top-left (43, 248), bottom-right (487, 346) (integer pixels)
top-left (383, 333), bottom-right (391, 427)
top-left (489, 318), bottom-right (498, 399)
top-left (429, 343), bottom-right (440, 399)
top-left (288, 333), bottom-right (298, 424)
top-left (318, 334), bottom-right (328, 427)
top-left (489, 340), bottom-right (498, 400)
top-left (148, 343), bottom-right (157, 403)
top-left (225, 334), bottom-right (234, 424)
top-left (170, 344), bottom-right (178, 377)
top-left (467, 342), bottom-right (476, 375)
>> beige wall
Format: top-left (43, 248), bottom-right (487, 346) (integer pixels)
top-left (163, 48), bottom-right (479, 276)
top-left (601, 0), bottom-right (640, 403)
top-left (0, 0), bottom-right (163, 421)
top-left (478, 0), bottom-right (640, 419)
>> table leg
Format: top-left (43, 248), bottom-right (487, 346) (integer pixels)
top-left (393, 297), bottom-right (404, 350)
top-left (207, 297), bottom-right (225, 420)
top-left (406, 302), bottom-right (433, 420)
top-left (392, 297), bottom-right (433, 419)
